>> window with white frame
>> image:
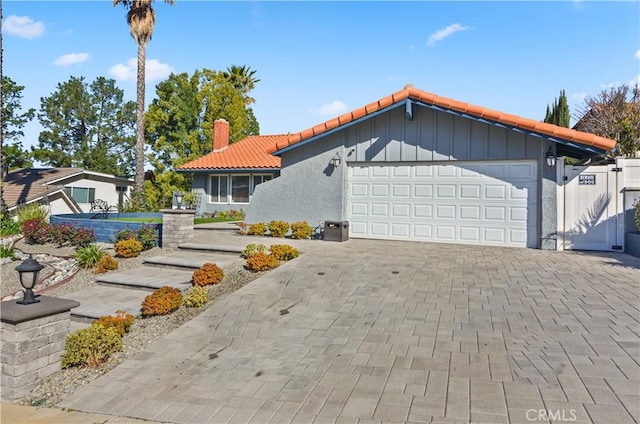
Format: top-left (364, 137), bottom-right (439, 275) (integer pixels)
top-left (64, 186), bottom-right (96, 203)
top-left (209, 174), bottom-right (273, 204)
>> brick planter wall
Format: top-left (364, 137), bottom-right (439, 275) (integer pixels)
top-left (161, 209), bottom-right (195, 248)
top-left (1, 296), bottom-right (80, 401)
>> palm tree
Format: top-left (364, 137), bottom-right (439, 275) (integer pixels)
top-left (223, 65), bottom-right (260, 105)
top-left (113, 0), bottom-right (173, 203)
top-left (1, 0), bottom-right (7, 217)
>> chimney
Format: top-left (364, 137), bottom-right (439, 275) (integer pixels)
top-left (213, 119), bottom-right (230, 152)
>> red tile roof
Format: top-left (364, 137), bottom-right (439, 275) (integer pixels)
top-left (269, 85), bottom-right (617, 153)
top-left (178, 135), bottom-right (286, 170)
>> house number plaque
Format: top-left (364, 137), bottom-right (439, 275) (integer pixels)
top-left (578, 174), bottom-right (596, 185)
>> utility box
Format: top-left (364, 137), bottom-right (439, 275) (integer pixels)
top-left (324, 220), bottom-right (349, 242)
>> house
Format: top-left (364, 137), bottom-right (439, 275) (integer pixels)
top-left (3, 168), bottom-right (134, 215)
top-left (177, 119), bottom-right (287, 215)
top-left (245, 84), bottom-right (616, 249)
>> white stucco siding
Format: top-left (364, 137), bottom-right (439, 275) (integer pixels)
top-left (60, 174), bottom-right (132, 212)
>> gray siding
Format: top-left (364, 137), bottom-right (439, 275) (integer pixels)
top-left (247, 103), bottom-right (558, 248)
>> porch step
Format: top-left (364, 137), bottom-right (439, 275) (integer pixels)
top-left (67, 285), bottom-right (154, 321)
top-left (95, 266), bottom-right (194, 292)
top-left (177, 242), bottom-right (243, 254)
top-left (143, 251), bottom-right (241, 270)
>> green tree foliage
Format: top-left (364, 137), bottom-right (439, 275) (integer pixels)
top-left (145, 68), bottom-right (260, 207)
top-left (34, 76), bottom-right (136, 175)
top-left (574, 84), bottom-right (640, 157)
top-left (544, 89), bottom-right (570, 128)
top-left (1, 77), bottom-right (35, 172)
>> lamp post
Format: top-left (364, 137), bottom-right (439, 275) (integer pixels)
top-left (16, 255), bottom-right (44, 305)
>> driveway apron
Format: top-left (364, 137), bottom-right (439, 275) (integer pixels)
top-left (59, 240), bottom-right (640, 424)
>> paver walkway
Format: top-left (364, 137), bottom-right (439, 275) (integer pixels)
top-left (58, 238), bottom-right (640, 423)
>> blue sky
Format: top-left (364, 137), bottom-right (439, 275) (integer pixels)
top-left (3, 1), bottom-right (640, 156)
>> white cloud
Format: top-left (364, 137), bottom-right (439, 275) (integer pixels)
top-left (3, 15), bottom-right (45, 39)
top-left (316, 100), bottom-right (347, 116)
top-left (53, 52), bottom-right (89, 66)
top-left (635, 49), bottom-right (640, 60)
top-left (109, 58), bottom-right (174, 82)
top-left (427, 23), bottom-right (470, 46)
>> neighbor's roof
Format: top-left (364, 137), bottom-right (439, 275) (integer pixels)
top-left (178, 135), bottom-right (286, 171)
top-left (269, 85), bottom-right (617, 154)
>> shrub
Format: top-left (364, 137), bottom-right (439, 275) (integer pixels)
top-left (0, 217), bottom-right (21, 237)
top-left (245, 252), bottom-right (280, 272)
top-left (267, 220), bottom-right (289, 238)
top-left (236, 222), bottom-right (249, 235)
top-left (290, 221), bottom-right (312, 239)
top-left (95, 254), bottom-right (118, 274)
top-left (241, 243), bottom-right (266, 259)
top-left (115, 228), bottom-right (137, 243)
top-left (0, 244), bottom-right (16, 260)
top-left (61, 324), bottom-right (123, 368)
top-left (74, 227), bottom-right (96, 247)
top-left (216, 209), bottom-right (246, 220)
top-left (22, 219), bottom-right (51, 245)
top-left (270, 244), bottom-right (299, 261)
top-left (137, 225), bottom-right (157, 250)
top-left (141, 286), bottom-right (183, 317)
top-left (16, 203), bottom-right (48, 228)
top-left (94, 310), bottom-right (134, 336)
top-left (185, 286), bottom-right (209, 308)
top-left (74, 244), bottom-right (106, 269)
top-left (115, 238), bottom-right (143, 258)
top-left (50, 223), bottom-right (76, 247)
top-left (635, 201), bottom-right (640, 232)
top-left (248, 222), bottom-right (266, 236)
top-left (192, 263), bottom-right (224, 287)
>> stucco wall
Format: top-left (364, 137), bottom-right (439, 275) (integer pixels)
top-left (61, 174), bottom-right (132, 212)
top-left (247, 103), bottom-right (557, 248)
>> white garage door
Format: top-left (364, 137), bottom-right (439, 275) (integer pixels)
top-left (347, 161), bottom-right (538, 248)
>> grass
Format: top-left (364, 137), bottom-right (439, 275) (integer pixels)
top-left (109, 217), bottom-right (239, 224)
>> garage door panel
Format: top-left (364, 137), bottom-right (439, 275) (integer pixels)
top-left (347, 162), bottom-right (537, 248)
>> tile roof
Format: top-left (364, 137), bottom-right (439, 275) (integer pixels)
top-left (269, 85), bottom-right (617, 153)
top-left (3, 168), bottom-right (83, 207)
top-left (178, 135), bottom-right (286, 170)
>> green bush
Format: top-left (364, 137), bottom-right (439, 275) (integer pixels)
top-left (115, 228), bottom-right (137, 242)
top-left (74, 244), bottom-right (106, 269)
top-left (137, 225), bottom-right (157, 250)
top-left (115, 238), bottom-right (143, 258)
top-left (241, 243), bottom-right (266, 259)
top-left (16, 203), bottom-right (48, 228)
top-left (248, 222), bottom-right (266, 236)
top-left (216, 209), bottom-right (246, 220)
top-left (267, 220), bottom-right (289, 238)
top-left (270, 244), bottom-right (299, 261)
top-left (290, 221), bottom-right (312, 239)
top-left (22, 219), bottom-right (51, 245)
top-left (635, 201), bottom-right (640, 232)
top-left (61, 324), bottom-right (123, 368)
top-left (141, 286), bottom-right (183, 317)
top-left (245, 252), bottom-right (280, 272)
top-left (185, 286), bottom-right (209, 308)
top-left (94, 310), bottom-right (134, 336)
top-left (0, 244), bottom-right (16, 260)
top-left (0, 217), bottom-right (21, 237)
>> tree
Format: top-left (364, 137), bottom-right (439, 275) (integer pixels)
top-left (145, 68), bottom-right (260, 207)
top-left (544, 89), bottom-right (570, 128)
top-left (113, 0), bottom-right (175, 201)
top-left (574, 84), bottom-right (640, 157)
top-left (222, 65), bottom-right (260, 105)
top-left (34, 76), bottom-right (136, 175)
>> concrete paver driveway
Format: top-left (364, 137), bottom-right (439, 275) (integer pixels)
top-left (60, 240), bottom-right (640, 423)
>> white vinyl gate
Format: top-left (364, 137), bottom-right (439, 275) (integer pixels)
top-left (560, 164), bottom-right (624, 251)
top-left (347, 161), bottom-right (538, 248)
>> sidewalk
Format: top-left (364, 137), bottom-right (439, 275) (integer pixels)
top-left (0, 402), bottom-right (162, 424)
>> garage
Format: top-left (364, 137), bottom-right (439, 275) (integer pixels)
top-left (347, 161), bottom-right (538, 248)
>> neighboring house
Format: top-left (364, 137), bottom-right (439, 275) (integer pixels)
top-left (3, 168), bottom-right (134, 215)
top-left (245, 84), bottom-right (615, 249)
top-left (177, 119), bottom-right (286, 216)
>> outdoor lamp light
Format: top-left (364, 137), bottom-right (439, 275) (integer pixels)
top-left (175, 191), bottom-right (184, 209)
top-left (16, 255), bottom-right (44, 305)
top-left (545, 147), bottom-right (557, 168)
top-left (330, 152), bottom-right (341, 168)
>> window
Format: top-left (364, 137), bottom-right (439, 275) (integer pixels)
top-left (64, 187), bottom-right (95, 204)
top-left (209, 173), bottom-right (274, 204)
top-left (231, 176), bottom-right (250, 203)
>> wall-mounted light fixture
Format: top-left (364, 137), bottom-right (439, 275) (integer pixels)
top-left (545, 146), bottom-right (557, 168)
top-left (16, 255), bottom-right (44, 305)
top-left (330, 152), bottom-right (341, 168)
